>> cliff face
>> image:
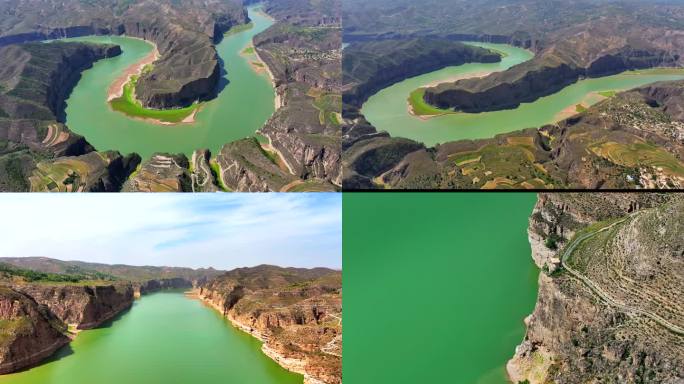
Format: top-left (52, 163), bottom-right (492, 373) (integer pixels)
top-left (197, 266), bottom-right (342, 384)
top-left (134, 278), bottom-right (193, 297)
top-left (0, 42), bottom-right (120, 148)
top-left (214, 138), bottom-right (297, 192)
top-left (509, 193), bottom-right (684, 383)
top-left (0, 287), bottom-right (69, 375)
top-left (12, 283), bottom-right (134, 330)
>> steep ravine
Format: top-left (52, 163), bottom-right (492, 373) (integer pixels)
top-left (508, 193), bottom-right (683, 383)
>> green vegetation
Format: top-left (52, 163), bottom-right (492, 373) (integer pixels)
top-left (545, 233), bottom-right (562, 250)
top-left (110, 75), bottom-right (200, 123)
top-left (0, 317), bottom-right (32, 347)
top-left (312, 93), bottom-right (342, 126)
top-left (598, 90), bottom-right (617, 98)
top-left (408, 88), bottom-right (455, 117)
top-left (242, 46), bottom-right (255, 55)
top-left (260, 147), bottom-right (279, 165)
top-left (287, 180), bottom-right (337, 192)
top-left (0, 262), bottom-right (115, 283)
top-left (209, 160), bottom-right (230, 192)
top-left (446, 136), bottom-right (556, 189)
top-left (225, 22), bottom-right (254, 36)
top-left (575, 104), bottom-right (587, 113)
top-left (589, 141), bottom-right (684, 177)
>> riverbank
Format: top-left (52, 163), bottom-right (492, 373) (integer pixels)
top-left (192, 289), bottom-right (322, 384)
top-left (252, 47), bottom-right (282, 110)
top-left (107, 39), bottom-right (159, 102)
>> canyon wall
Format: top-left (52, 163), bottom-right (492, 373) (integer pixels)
top-left (12, 283), bottom-right (134, 330)
top-left (196, 266), bottom-right (342, 384)
top-left (0, 287), bottom-right (70, 374)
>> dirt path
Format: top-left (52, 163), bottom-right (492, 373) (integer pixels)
top-left (562, 215), bottom-right (684, 336)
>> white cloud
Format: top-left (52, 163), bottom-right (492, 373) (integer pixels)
top-left (0, 193), bottom-right (341, 270)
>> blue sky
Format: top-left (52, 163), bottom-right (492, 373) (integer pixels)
top-left (0, 194), bottom-right (341, 270)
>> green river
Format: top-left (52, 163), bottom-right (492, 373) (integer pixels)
top-left (0, 291), bottom-right (302, 384)
top-left (344, 193), bottom-right (539, 383)
top-left (61, 5), bottom-right (274, 159)
top-left (362, 42), bottom-right (684, 146)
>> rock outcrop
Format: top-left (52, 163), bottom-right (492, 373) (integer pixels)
top-left (214, 138), bottom-right (297, 192)
top-left (509, 193), bottom-right (684, 383)
top-left (197, 265), bottom-right (342, 384)
top-left (0, 287), bottom-right (69, 374)
top-left (12, 283), bottom-right (134, 330)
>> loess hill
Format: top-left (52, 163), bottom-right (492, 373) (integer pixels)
top-left (344, 0), bottom-right (684, 113)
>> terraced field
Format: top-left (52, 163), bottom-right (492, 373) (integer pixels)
top-left (589, 141), bottom-right (684, 178)
top-left (445, 136), bottom-right (554, 189)
top-left (29, 152), bottom-right (120, 192)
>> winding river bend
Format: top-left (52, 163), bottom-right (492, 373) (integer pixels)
top-left (61, 5), bottom-right (274, 159)
top-left (344, 193), bottom-right (539, 383)
top-left (0, 291), bottom-right (302, 384)
top-left (362, 42), bottom-right (684, 146)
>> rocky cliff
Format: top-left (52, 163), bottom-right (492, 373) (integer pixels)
top-left (0, 287), bottom-right (69, 374)
top-left (197, 265), bottom-right (342, 384)
top-left (134, 278), bottom-right (193, 297)
top-left (12, 283), bottom-right (134, 330)
top-left (508, 193), bottom-right (683, 383)
top-left (214, 138), bottom-right (297, 192)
